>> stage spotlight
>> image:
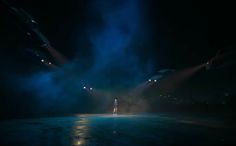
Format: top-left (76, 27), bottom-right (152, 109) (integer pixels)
top-left (83, 86), bottom-right (86, 89)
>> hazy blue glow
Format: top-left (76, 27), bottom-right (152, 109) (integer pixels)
top-left (16, 0), bottom-right (153, 113)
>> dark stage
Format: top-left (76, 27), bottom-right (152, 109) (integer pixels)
top-left (0, 114), bottom-right (235, 146)
top-left (0, 0), bottom-right (235, 145)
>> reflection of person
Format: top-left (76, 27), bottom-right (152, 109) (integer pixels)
top-left (113, 98), bottom-right (118, 114)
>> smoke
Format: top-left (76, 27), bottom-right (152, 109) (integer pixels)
top-left (12, 0), bottom-right (154, 114)
top-left (85, 0), bottom-right (150, 87)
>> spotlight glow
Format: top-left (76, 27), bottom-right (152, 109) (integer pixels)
top-left (83, 86), bottom-right (86, 89)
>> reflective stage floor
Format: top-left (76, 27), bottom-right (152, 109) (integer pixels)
top-left (0, 114), bottom-right (235, 146)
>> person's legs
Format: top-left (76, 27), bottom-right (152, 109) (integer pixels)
top-left (115, 107), bottom-right (117, 114)
top-left (113, 107), bottom-right (116, 114)
top-left (113, 107), bottom-right (117, 114)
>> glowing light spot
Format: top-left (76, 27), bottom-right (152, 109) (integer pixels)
top-left (41, 59), bottom-right (45, 62)
top-left (48, 62), bottom-right (52, 65)
top-left (77, 141), bottom-right (81, 145)
top-left (148, 79), bottom-right (151, 82)
top-left (83, 86), bottom-right (86, 89)
top-left (154, 79), bottom-right (157, 82)
top-left (90, 88), bottom-right (93, 90)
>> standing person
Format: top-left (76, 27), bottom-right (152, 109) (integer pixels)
top-left (113, 98), bottom-right (118, 115)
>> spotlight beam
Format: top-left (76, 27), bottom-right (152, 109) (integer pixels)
top-left (44, 45), bottom-right (68, 65)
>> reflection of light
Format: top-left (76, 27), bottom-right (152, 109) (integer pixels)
top-left (77, 141), bottom-right (82, 145)
top-left (73, 117), bottom-right (89, 146)
top-left (76, 125), bottom-right (86, 130)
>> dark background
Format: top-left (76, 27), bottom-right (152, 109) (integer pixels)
top-left (0, 0), bottom-right (235, 119)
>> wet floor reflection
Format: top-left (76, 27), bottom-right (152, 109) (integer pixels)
top-left (0, 114), bottom-right (234, 146)
top-left (112, 117), bottom-right (118, 136)
top-left (72, 114), bottom-right (120, 146)
top-left (73, 117), bottom-right (90, 146)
